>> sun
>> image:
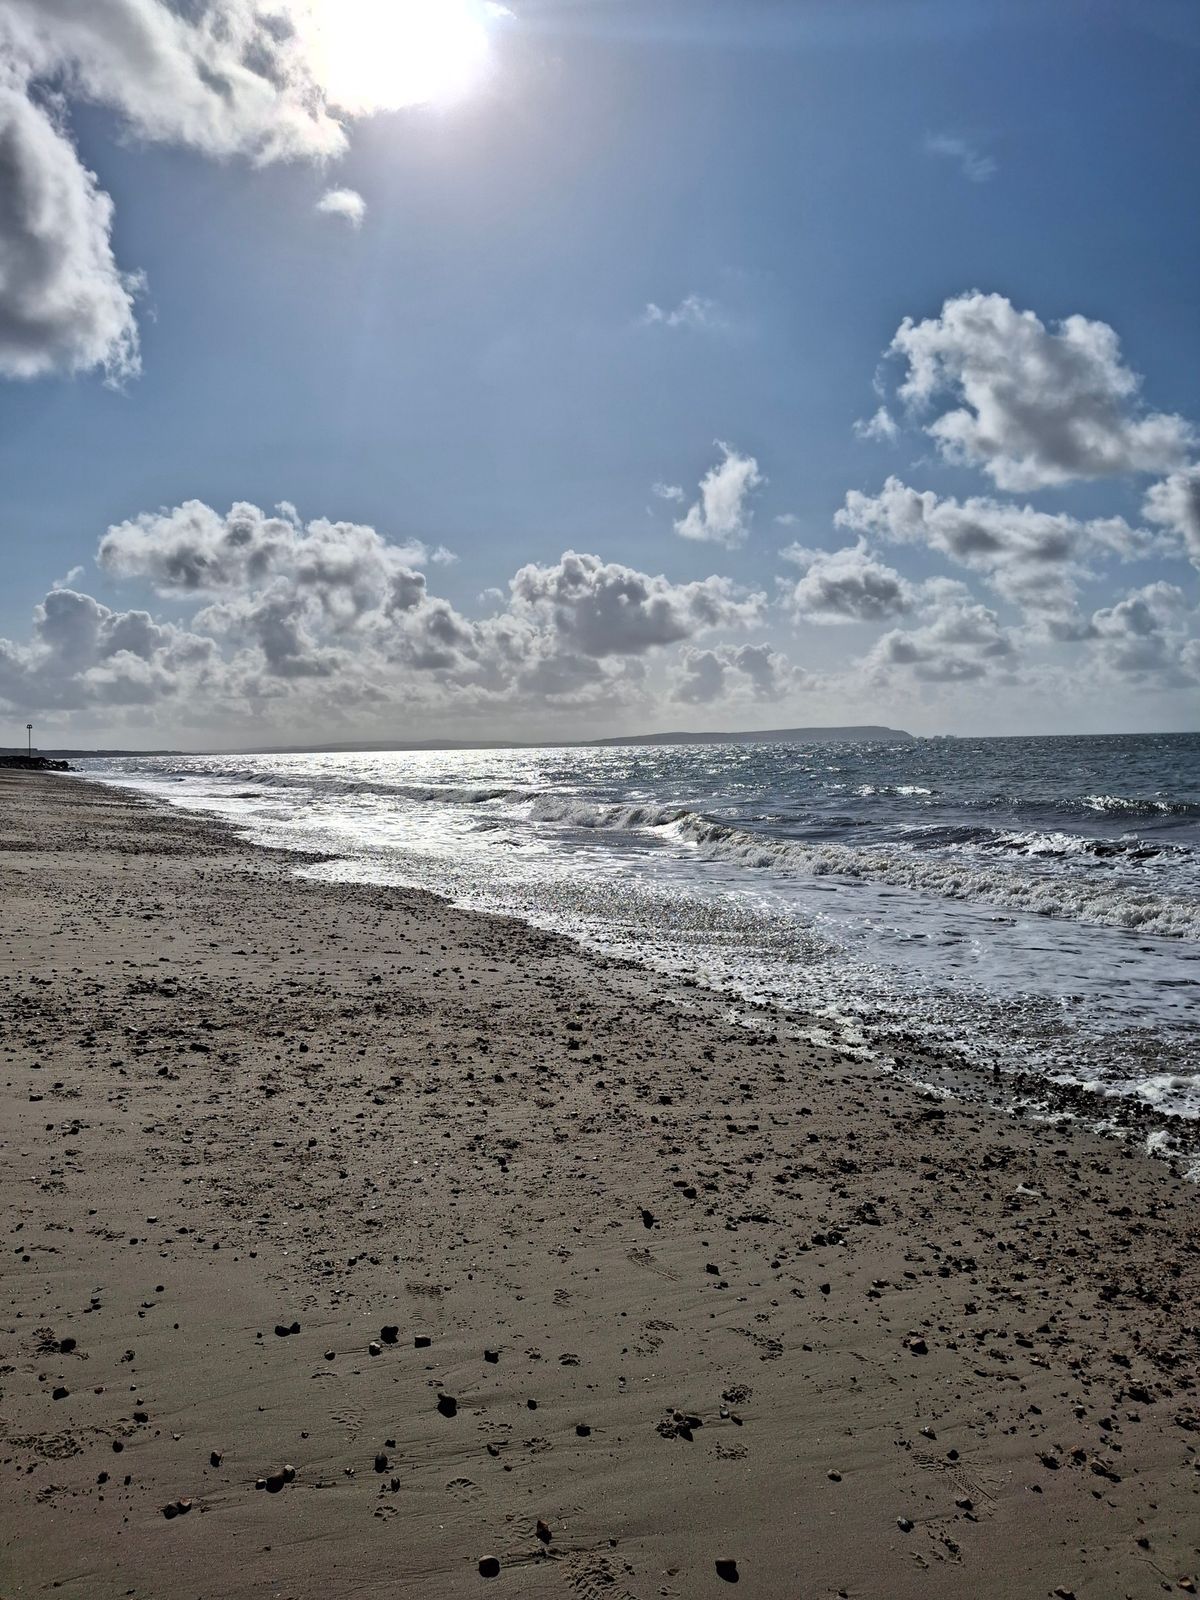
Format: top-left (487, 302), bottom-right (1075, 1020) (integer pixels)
top-left (306, 0), bottom-right (496, 115)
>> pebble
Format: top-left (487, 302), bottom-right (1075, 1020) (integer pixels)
top-left (437, 1395), bottom-right (458, 1418)
top-left (478, 1557), bottom-right (500, 1578)
top-left (715, 1558), bottom-right (739, 1582)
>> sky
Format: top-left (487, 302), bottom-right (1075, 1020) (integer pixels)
top-left (1, 0), bottom-right (1198, 748)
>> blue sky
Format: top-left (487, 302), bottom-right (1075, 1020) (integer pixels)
top-left (1, 0), bottom-right (1198, 744)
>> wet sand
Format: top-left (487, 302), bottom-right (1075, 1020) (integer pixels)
top-left (1, 770), bottom-right (1197, 1599)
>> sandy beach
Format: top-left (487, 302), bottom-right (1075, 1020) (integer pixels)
top-left (1, 769), bottom-right (1196, 1600)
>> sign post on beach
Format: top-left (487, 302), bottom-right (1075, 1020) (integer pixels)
top-left (26, 723), bottom-right (32, 757)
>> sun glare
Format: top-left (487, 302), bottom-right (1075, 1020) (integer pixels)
top-left (307, 0), bottom-right (494, 115)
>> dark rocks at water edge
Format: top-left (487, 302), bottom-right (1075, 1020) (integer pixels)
top-left (0, 755), bottom-right (71, 772)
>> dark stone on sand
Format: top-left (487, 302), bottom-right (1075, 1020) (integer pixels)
top-left (478, 1557), bottom-right (500, 1577)
top-left (380, 1325), bottom-right (399, 1344)
top-left (897, 1518), bottom-right (914, 1532)
top-left (161, 1502), bottom-right (178, 1519)
top-left (210, 1451), bottom-right (223, 1468)
top-left (437, 1395), bottom-right (458, 1418)
top-left (265, 1471), bottom-right (286, 1492)
top-left (715, 1558), bottom-right (739, 1582)
top-left (827, 1470), bottom-right (842, 1481)
top-left (414, 1334), bottom-right (432, 1348)
top-left (484, 1349), bottom-right (499, 1363)
top-left (274, 1322), bottom-right (300, 1337)
top-left (52, 1386), bottom-right (68, 1400)
top-left (575, 1423), bottom-right (591, 1437)
top-left (58, 1337), bottom-right (76, 1353)
top-left (374, 1452), bottom-right (389, 1472)
top-left (640, 1208), bottom-right (657, 1229)
top-left (536, 1518), bottom-right (551, 1544)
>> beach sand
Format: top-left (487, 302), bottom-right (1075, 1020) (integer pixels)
top-left (1, 770), bottom-right (1196, 1599)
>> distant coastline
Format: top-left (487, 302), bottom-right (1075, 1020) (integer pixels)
top-left (5, 724), bottom-right (914, 759)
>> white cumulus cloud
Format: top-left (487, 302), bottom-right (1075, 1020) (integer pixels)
top-left (885, 291), bottom-right (1195, 491)
top-left (674, 442), bottom-right (764, 548)
top-left (315, 186), bottom-right (366, 227)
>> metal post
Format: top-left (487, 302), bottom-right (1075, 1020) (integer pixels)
top-left (26, 722), bottom-right (32, 757)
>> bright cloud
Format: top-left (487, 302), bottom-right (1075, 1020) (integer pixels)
top-left (315, 187), bottom-right (366, 227)
top-left (924, 133), bottom-right (997, 183)
top-left (885, 292), bottom-right (1196, 490)
top-left (641, 294), bottom-right (723, 332)
top-left (0, 76), bottom-right (141, 381)
top-left (674, 443), bottom-right (764, 548)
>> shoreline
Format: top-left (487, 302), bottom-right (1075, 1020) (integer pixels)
top-left (76, 766), bottom-right (1200, 1167)
top-left (1, 769), bottom-right (1197, 1598)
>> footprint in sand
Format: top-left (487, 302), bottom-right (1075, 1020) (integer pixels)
top-left (564, 1553), bottom-right (644, 1600)
top-left (626, 1247), bottom-right (678, 1281)
top-left (446, 1477), bottom-right (482, 1503)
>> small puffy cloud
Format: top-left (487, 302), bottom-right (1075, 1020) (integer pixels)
top-left (781, 541), bottom-right (913, 625)
top-left (509, 550), bottom-right (763, 658)
top-left (674, 442), bottom-right (765, 548)
top-left (672, 643), bottom-right (801, 706)
top-left (641, 294), bottom-right (722, 331)
top-left (651, 481), bottom-right (685, 504)
top-left (886, 292), bottom-right (1196, 490)
top-left (853, 406), bottom-right (899, 443)
top-left (924, 133), bottom-right (997, 183)
top-left (0, 79), bottom-right (140, 381)
top-left (315, 187), bottom-right (366, 228)
top-left (1143, 466), bottom-right (1200, 568)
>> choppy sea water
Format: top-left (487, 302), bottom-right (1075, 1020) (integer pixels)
top-left (79, 733), bottom-right (1200, 1128)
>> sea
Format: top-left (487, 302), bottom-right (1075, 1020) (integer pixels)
top-left (79, 732), bottom-right (1200, 1139)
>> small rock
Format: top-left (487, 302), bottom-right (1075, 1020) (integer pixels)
top-left (437, 1395), bottom-right (458, 1418)
top-left (478, 1557), bottom-right (500, 1578)
top-left (414, 1335), bottom-right (432, 1349)
top-left (536, 1519), bottom-right (551, 1544)
top-left (484, 1349), bottom-right (499, 1364)
top-left (368, 1340), bottom-right (382, 1356)
top-left (380, 1325), bottom-right (399, 1344)
top-left (575, 1423), bottom-right (591, 1437)
top-left (715, 1558), bottom-right (739, 1583)
top-left (374, 1452), bottom-right (389, 1473)
top-left (827, 1470), bottom-right (842, 1482)
top-left (209, 1450), bottom-right (223, 1468)
top-left (897, 1518), bottom-right (914, 1533)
